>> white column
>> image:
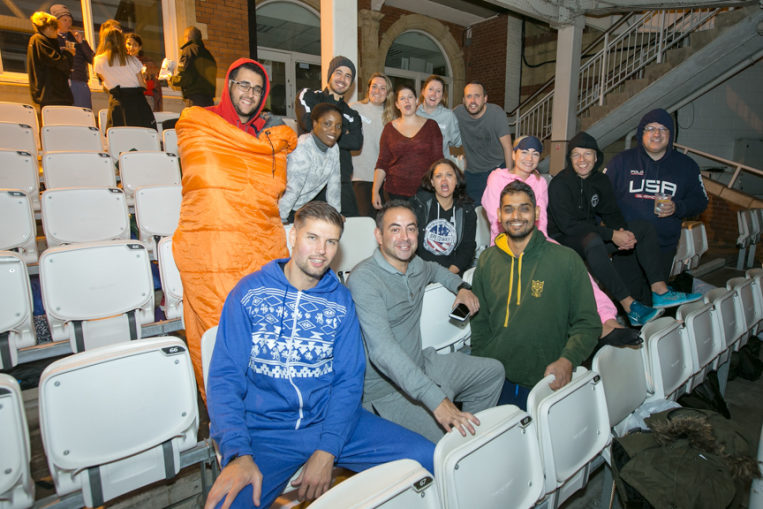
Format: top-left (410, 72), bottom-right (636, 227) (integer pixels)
top-left (549, 15), bottom-right (584, 175)
top-left (320, 0), bottom-right (359, 102)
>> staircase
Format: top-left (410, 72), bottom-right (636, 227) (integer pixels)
top-left (511, 6), bottom-right (763, 154)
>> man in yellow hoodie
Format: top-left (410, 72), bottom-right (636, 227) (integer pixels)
top-left (470, 180), bottom-right (600, 410)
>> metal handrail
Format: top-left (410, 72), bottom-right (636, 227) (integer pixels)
top-left (675, 142), bottom-right (763, 189)
top-left (512, 8), bottom-right (720, 141)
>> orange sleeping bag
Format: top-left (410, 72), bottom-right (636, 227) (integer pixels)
top-left (173, 106), bottom-right (296, 394)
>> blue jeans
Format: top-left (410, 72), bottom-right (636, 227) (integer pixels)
top-left (497, 379), bottom-right (531, 411)
top-left (69, 80), bottom-right (92, 109)
top-left (465, 164), bottom-right (504, 204)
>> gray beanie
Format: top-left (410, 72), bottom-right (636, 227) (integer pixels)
top-left (49, 4), bottom-right (72, 18)
top-left (327, 56), bottom-right (356, 83)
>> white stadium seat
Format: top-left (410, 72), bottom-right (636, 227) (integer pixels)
top-left (727, 276), bottom-right (757, 347)
top-left (0, 102), bottom-right (39, 151)
top-left (200, 325), bottom-right (218, 392)
top-left (473, 206), bottom-right (491, 259)
top-left (330, 216), bottom-right (377, 281)
top-left (119, 151), bottom-right (181, 205)
top-left (704, 287), bottom-right (746, 362)
top-left (41, 125), bottom-right (103, 152)
top-left (0, 251), bottom-right (36, 369)
top-left (134, 184), bottom-right (182, 258)
top-left (38, 337), bottom-right (201, 508)
top-left (0, 373), bottom-right (35, 509)
top-left (676, 300), bottom-right (724, 391)
top-left (158, 237), bottom-right (184, 322)
top-left (163, 128), bottom-right (178, 155)
top-left (640, 317), bottom-right (693, 401)
top-left (41, 105), bottom-right (96, 127)
top-left (592, 345), bottom-right (649, 437)
top-left (39, 240), bottom-right (154, 351)
top-left (0, 190), bottom-right (38, 264)
top-left (107, 126), bottom-right (160, 162)
top-left (0, 149), bottom-right (40, 211)
top-left (41, 187), bottom-right (130, 247)
top-left (434, 405), bottom-right (544, 509)
top-left (419, 283), bottom-right (471, 353)
top-left (42, 151), bottom-right (116, 189)
top-left (0, 122), bottom-right (38, 160)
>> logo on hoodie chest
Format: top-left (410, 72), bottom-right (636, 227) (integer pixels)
top-left (628, 179), bottom-right (677, 196)
top-left (590, 193), bottom-right (599, 208)
top-left (531, 280), bottom-right (544, 298)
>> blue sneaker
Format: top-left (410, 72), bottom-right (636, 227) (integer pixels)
top-left (627, 301), bottom-right (663, 327)
top-left (651, 289), bottom-right (702, 309)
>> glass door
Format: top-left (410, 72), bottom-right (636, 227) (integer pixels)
top-left (259, 48), bottom-right (320, 118)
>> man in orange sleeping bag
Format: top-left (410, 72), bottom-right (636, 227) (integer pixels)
top-left (173, 58), bottom-right (297, 396)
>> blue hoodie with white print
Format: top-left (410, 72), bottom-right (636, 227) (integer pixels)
top-left (604, 108), bottom-right (708, 250)
top-left (207, 258), bottom-right (365, 466)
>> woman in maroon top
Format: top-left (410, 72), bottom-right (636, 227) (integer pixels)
top-left (372, 84), bottom-right (443, 208)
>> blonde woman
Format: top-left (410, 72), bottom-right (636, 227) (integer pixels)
top-left (350, 73), bottom-right (395, 217)
top-left (417, 75), bottom-right (461, 160)
top-left (26, 12), bottom-right (74, 108)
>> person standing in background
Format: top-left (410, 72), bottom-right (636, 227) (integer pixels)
top-left (170, 26), bottom-right (217, 107)
top-left (27, 11), bottom-right (73, 109)
top-left (350, 73), bottom-right (395, 217)
top-left (50, 4), bottom-right (93, 109)
top-left (126, 32), bottom-right (163, 112)
top-left (416, 75), bottom-right (461, 161)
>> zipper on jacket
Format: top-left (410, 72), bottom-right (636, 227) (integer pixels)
top-left (287, 290), bottom-right (305, 430)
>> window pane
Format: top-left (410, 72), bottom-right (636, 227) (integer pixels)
top-left (385, 31), bottom-right (449, 77)
top-left (256, 1), bottom-right (319, 55)
top-left (0, 0), bottom-right (84, 73)
top-left (261, 59), bottom-right (286, 115)
top-left (92, 0), bottom-right (164, 64)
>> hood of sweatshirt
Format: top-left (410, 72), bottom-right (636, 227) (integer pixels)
top-left (636, 108), bottom-right (675, 156)
top-left (260, 257), bottom-right (341, 295)
top-left (493, 228), bottom-right (546, 327)
top-left (207, 57), bottom-right (270, 135)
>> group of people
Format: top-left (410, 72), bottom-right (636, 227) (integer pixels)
top-left (27, 8), bottom-right (215, 128)
top-left (165, 49), bottom-right (709, 508)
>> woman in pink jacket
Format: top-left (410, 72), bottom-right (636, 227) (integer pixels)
top-left (482, 136), bottom-right (640, 346)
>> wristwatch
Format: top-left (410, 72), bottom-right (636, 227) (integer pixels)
top-left (457, 281), bottom-right (471, 292)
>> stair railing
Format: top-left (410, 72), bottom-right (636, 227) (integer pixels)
top-left (512, 8), bottom-right (720, 141)
top-left (674, 142), bottom-right (763, 190)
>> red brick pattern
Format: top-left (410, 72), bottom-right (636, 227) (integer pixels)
top-left (463, 14), bottom-right (508, 109)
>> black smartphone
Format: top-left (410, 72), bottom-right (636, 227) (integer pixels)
top-left (449, 303), bottom-right (470, 322)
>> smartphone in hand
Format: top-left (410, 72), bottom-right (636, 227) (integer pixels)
top-left (449, 303), bottom-right (470, 322)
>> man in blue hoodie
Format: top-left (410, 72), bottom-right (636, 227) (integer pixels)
top-left (204, 201), bottom-right (434, 509)
top-left (605, 109), bottom-right (708, 300)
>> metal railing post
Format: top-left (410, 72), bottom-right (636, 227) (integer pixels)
top-left (657, 10), bottom-right (666, 63)
top-left (599, 33), bottom-right (609, 106)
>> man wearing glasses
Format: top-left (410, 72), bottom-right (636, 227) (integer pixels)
top-left (604, 108), bottom-right (708, 303)
top-left (295, 56), bottom-right (363, 216)
top-left (172, 58), bottom-right (297, 395)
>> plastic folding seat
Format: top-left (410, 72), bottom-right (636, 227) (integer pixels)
top-left (461, 267), bottom-right (475, 284)
top-left (157, 237), bottom-right (184, 322)
top-left (39, 240), bottom-right (154, 352)
top-left (0, 122), bottom-right (38, 159)
top-left (727, 276), bottom-right (756, 346)
top-left (0, 251), bottom-right (36, 370)
top-left (527, 367), bottom-right (611, 508)
top-left (745, 267), bottom-right (763, 335)
top-left (688, 222), bottom-right (708, 270)
top-left (433, 405), bottom-right (543, 509)
top-left (676, 300), bottom-right (723, 391)
top-left (0, 374), bottom-right (34, 509)
top-left (97, 108), bottom-right (108, 148)
top-left (0, 102), bottom-right (39, 151)
top-left (42, 151), bottom-right (116, 189)
top-left (704, 287), bottom-right (745, 364)
top-left (107, 126), bottom-right (160, 162)
top-left (163, 128), bottom-right (178, 155)
top-left (0, 190), bottom-right (38, 264)
top-left (119, 151), bottom-right (181, 205)
top-left (311, 459), bottom-right (440, 509)
top-left (473, 206), bottom-right (491, 259)
top-left (592, 345), bottom-right (649, 437)
top-left (38, 337), bottom-right (200, 508)
top-left (41, 125), bottom-right (103, 152)
top-left (0, 149), bottom-right (40, 211)
top-left (134, 184), bottom-right (182, 258)
top-left (747, 211), bottom-right (761, 268)
top-left (670, 226), bottom-right (694, 276)
top-left (640, 317), bottom-right (693, 401)
top-left (41, 187), bottom-right (130, 247)
top-left (419, 283), bottom-right (471, 353)
top-left (41, 105), bottom-right (96, 127)
top-left (200, 325), bottom-right (218, 392)
top-left (330, 216), bottom-right (377, 282)
top-left (153, 111), bottom-right (180, 135)
top-left (737, 210), bottom-right (753, 270)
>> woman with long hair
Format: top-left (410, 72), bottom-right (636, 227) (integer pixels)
top-left (94, 27), bottom-right (156, 129)
top-left (412, 159), bottom-right (476, 275)
top-left (26, 11), bottom-right (74, 108)
top-left (350, 72), bottom-right (394, 217)
top-left (372, 83), bottom-right (442, 208)
top-left (416, 75), bottom-right (461, 160)
top-left (125, 32), bottom-right (163, 112)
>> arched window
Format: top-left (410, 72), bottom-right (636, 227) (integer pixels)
top-left (384, 30), bottom-right (452, 105)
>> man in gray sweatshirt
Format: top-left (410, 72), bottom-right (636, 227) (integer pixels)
top-left (347, 200), bottom-right (504, 442)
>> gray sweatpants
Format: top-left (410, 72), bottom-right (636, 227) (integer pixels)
top-left (363, 348), bottom-right (505, 443)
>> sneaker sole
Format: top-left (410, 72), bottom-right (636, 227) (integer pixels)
top-left (652, 293), bottom-right (703, 309)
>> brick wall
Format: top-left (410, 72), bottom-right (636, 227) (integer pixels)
top-left (700, 193), bottom-right (741, 250)
top-left (196, 0), bottom-right (249, 78)
top-left (464, 14), bottom-right (508, 109)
